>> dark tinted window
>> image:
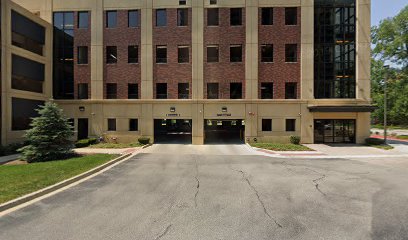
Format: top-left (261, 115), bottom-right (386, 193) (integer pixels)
top-left (178, 83), bottom-right (189, 99)
top-left (78, 83), bottom-right (88, 99)
top-left (285, 44), bottom-right (297, 62)
top-left (261, 44), bottom-right (273, 62)
top-left (12, 54), bottom-right (44, 93)
top-left (230, 8), bottom-right (242, 26)
top-left (129, 119), bottom-right (139, 131)
top-left (106, 83), bottom-right (117, 99)
top-left (207, 83), bottom-right (219, 99)
top-left (128, 10), bottom-right (139, 27)
top-left (156, 9), bottom-right (167, 26)
top-left (106, 11), bottom-right (117, 28)
top-left (12, 98), bottom-right (44, 131)
top-left (178, 46), bottom-right (189, 63)
top-left (78, 46), bottom-right (88, 64)
top-left (230, 83), bottom-right (242, 99)
top-left (207, 45), bottom-right (219, 62)
top-left (128, 83), bottom-right (139, 99)
top-left (286, 119), bottom-right (296, 132)
top-left (156, 46), bottom-right (167, 63)
top-left (285, 8), bottom-right (297, 25)
top-left (128, 45), bottom-right (138, 63)
top-left (207, 8), bottom-right (219, 26)
top-left (285, 83), bottom-right (297, 99)
top-left (11, 10), bottom-right (45, 55)
top-left (261, 82), bottom-right (273, 99)
top-left (261, 8), bottom-right (273, 25)
top-left (156, 83), bottom-right (167, 99)
top-left (106, 46), bottom-right (117, 63)
top-left (177, 8), bottom-right (188, 26)
top-left (262, 119), bottom-right (272, 131)
top-left (108, 119), bottom-right (116, 131)
top-left (230, 45), bottom-right (242, 62)
top-left (78, 11), bottom-right (89, 28)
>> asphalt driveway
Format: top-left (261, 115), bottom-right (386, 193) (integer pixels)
top-left (1, 144), bottom-right (408, 240)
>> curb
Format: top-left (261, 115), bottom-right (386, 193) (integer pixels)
top-left (0, 153), bottom-right (133, 213)
top-left (142, 143), bottom-right (153, 149)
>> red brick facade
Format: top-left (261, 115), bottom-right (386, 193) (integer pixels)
top-left (258, 7), bottom-right (301, 99)
top-left (103, 10), bottom-right (141, 99)
top-left (204, 8), bottom-right (246, 99)
top-left (153, 8), bottom-right (192, 99)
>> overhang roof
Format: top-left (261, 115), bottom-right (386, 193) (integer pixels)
top-left (308, 105), bottom-right (377, 113)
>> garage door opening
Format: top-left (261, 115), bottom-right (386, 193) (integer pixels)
top-left (154, 119), bottom-right (192, 144)
top-left (204, 119), bottom-right (245, 144)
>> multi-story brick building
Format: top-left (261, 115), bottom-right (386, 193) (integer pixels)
top-left (3, 0), bottom-right (373, 145)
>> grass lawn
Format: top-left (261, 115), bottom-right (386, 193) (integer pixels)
top-left (366, 144), bottom-right (394, 150)
top-left (88, 142), bottom-right (144, 149)
top-left (396, 135), bottom-right (408, 140)
top-left (250, 143), bottom-right (313, 151)
top-left (0, 154), bottom-right (118, 204)
top-left (371, 124), bottom-right (408, 130)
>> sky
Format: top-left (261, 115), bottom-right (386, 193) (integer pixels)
top-left (371, 0), bottom-right (407, 26)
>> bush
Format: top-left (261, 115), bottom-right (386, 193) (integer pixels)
top-left (75, 138), bottom-right (97, 148)
top-left (138, 137), bottom-right (150, 145)
top-left (366, 138), bottom-right (385, 145)
top-left (290, 136), bottom-right (301, 145)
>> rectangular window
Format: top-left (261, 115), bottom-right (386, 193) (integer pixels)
top-left (128, 45), bottom-right (138, 63)
top-left (261, 8), bottom-right (273, 25)
top-left (178, 83), bottom-right (189, 99)
top-left (12, 98), bottom-right (43, 131)
top-left (285, 44), bottom-right (297, 62)
top-left (262, 119), bottom-right (272, 131)
top-left (106, 83), bottom-right (117, 99)
top-left (156, 83), bottom-right (167, 99)
top-left (128, 83), bottom-right (138, 99)
top-left (207, 83), bottom-right (219, 99)
top-left (210, 0), bottom-right (217, 4)
top-left (230, 8), bottom-right (242, 26)
top-left (78, 83), bottom-right (88, 99)
top-left (106, 11), bottom-right (117, 28)
top-left (261, 44), bottom-right (273, 62)
top-left (178, 46), bottom-right (189, 63)
top-left (156, 46), bottom-right (167, 63)
top-left (129, 119), bottom-right (139, 131)
top-left (207, 45), bottom-right (219, 62)
top-left (285, 83), bottom-right (297, 99)
top-left (230, 45), bottom-right (242, 62)
top-left (106, 46), bottom-right (117, 64)
top-left (108, 119), bottom-right (116, 131)
top-left (11, 10), bottom-right (45, 55)
top-left (286, 119), bottom-right (296, 132)
top-left (230, 83), bottom-right (242, 99)
top-left (128, 10), bottom-right (139, 27)
top-left (11, 54), bottom-right (44, 93)
top-left (177, 8), bottom-right (188, 26)
top-left (78, 46), bottom-right (88, 64)
top-left (156, 9), bottom-right (167, 26)
top-left (78, 11), bottom-right (89, 28)
top-left (261, 82), bottom-right (273, 99)
top-left (285, 7), bottom-right (297, 25)
top-left (207, 8), bottom-right (219, 26)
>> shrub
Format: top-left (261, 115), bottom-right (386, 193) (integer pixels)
top-left (0, 145), bottom-right (5, 156)
top-left (290, 136), bottom-right (301, 145)
top-left (75, 139), bottom-right (91, 148)
top-left (138, 137), bottom-right (150, 145)
top-left (88, 138), bottom-right (98, 145)
top-left (366, 138), bottom-right (385, 145)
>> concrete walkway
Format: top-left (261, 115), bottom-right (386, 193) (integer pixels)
top-left (0, 154), bottom-right (20, 164)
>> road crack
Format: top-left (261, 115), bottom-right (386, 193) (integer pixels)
top-left (230, 167), bottom-right (283, 228)
top-left (194, 158), bottom-right (200, 208)
top-left (312, 175), bottom-right (327, 196)
top-left (154, 224), bottom-right (172, 240)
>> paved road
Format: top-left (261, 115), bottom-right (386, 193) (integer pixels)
top-left (1, 144), bottom-right (408, 240)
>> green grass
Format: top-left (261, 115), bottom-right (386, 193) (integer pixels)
top-left (371, 124), bottom-right (408, 130)
top-left (250, 143), bottom-right (313, 151)
top-left (366, 144), bottom-right (394, 150)
top-left (89, 142), bottom-right (144, 149)
top-left (396, 135), bottom-right (408, 140)
top-left (0, 154), bottom-right (118, 204)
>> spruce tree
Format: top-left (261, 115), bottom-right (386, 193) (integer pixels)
top-left (19, 102), bottom-right (74, 163)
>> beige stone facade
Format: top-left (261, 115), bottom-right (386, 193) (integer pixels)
top-left (6, 0), bottom-right (372, 145)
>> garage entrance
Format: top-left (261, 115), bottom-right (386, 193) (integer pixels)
top-left (204, 120), bottom-right (245, 144)
top-left (154, 119), bottom-right (192, 144)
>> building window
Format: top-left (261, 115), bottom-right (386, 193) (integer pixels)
top-left (78, 46), bottom-right (88, 64)
top-left (177, 8), bottom-right (188, 26)
top-left (207, 8), bottom-right (219, 26)
top-left (178, 46), bottom-right (189, 63)
top-left (230, 8), bottom-right (242, 26)
top-left (230, 45), bottom-right (242, 62)
top-left (207, 45), bottom-right (219, 62)
top-left (129, 119), bottom-right (139, 131)
top-left (156, 83), bottom-right (167, 99)
top-left (285, 8), bottom-right (297, 25)
top-left (261, 82), bottom-right (273, 99)
top-left (106, 46), bottom-right (117, 64)
top-left (179, 0), bottom-right (187, 5)
top-left (156, 9), bottom-right (167, 26)
top-left (11, 54), bottom-right (44, 93)
top-left (178, 83), bottom-right (189, 99)
top-left (156, 46), bottom-right (167, 63)
top-left (128, 45), bottom-right (138, 63)
top-left (210, 0), bottom-right (217, 4)
top-left (230, 83), bottom-right (242, 99)
top-left (207, 83), bottom-right (219, 99)
top-left (106, 83), bottom-right (117, 99)
top-left (262, 119), bottom-right (272, 131)
top-left (261, 8), bottom-right (273, 25)
top-left (12, 98), bottom-right (43, 131)
top-left (285, 83), bottom-right (297, 99)
top-left (285, 44), bottom-right (297, 62)
top-left (261, 44), bottom-right (273, 62)
top-left (106, 11), bottom-right (117, 28)
top-left (128, 83), bottom-right (138, 99)
top-left (78, 11), bottom-right (89, 28)
top-left (108, 119), bottom-right (116, 131)
top-left (78, 83), bottom-right (88, 99)
top-left (286, 119), bottom-right (296, 132)
top-left (128, 10), bottom-right (139, 27)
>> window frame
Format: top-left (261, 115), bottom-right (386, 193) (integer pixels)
top-left (285, 82), bottom-right (297, 99)
top-left (128, 10), bottom-right (140, 28)
top-left (128, 45), bottom-right (139, 64)
top-left (262, 119), bottom-right (272, 132)
top-left (285, 44), bottom-right (298, 63)
top-left (77, 46), bottom-right (88, 65)
top-left (261, 44), bottom-right (274, 63)
top-left (156, 9), bottom-right (167, 27)
top-left (77, 83), bottom-right (89, 99)
top-left (261, 7), bottom-right (273, 25)
top-left (286, 119), bottom-right (296, 132)
top-left (207, 83), bottom-right (219, 99)
top-left (230, 45), bottom-right (243, 63)
top-left (177, 8), bottom-right (189, 26)
top-left (156, 83), bottom-right (168, 99)
top-left (207, 8), bottom-right (219, 26)
top-left (230, 8), bottom-right (242, 26)
top-left (156, 46), bottom-right (167, 64)
top-left (178, 83), bottom-right (190, 99)
top-left (107, 118), bottom-right (117, 131)
top-left (106, 46), bottom-right (117, 64)
top-left (129, 119), bottom-right (139, 132)
top-left (260, 82), bottom-right (274, 99)
top-left (285, 7), bottom-right (298, 26)
top-left (128, 83), bottom-right (139, 99)
top-left (78, 11), bottom-right (89, 29)
top-left (230, 82), bottom-right (243, 99)
top-left (178, 46), bottom-right (190, 63)
top-left (106, 83), bottom-right (117, 99)
top-left (207, 45), bottom-right (219, 63)
top-left (106, 11), bottom-right (117, 28)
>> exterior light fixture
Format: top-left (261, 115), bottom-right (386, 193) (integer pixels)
top-left (170, 107), bottom-right (176, 112)
top-left (79, 106), bottom-right (85, 112)
top-left (222, 107), bottom-right (227, 112)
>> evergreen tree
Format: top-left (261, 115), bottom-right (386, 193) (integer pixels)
top-left (19, 102), bottom-right (74, 163)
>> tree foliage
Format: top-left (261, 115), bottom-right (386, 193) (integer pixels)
top-left (371, 5), bottom-right (408, 126)
top-left (19, 102), bottom-right (74, 163)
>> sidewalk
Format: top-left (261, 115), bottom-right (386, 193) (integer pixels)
top-left (0, 154), bottom-right (20, 164)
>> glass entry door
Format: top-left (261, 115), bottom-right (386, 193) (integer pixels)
top-left (314, 119), bottom-right (356, 144)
